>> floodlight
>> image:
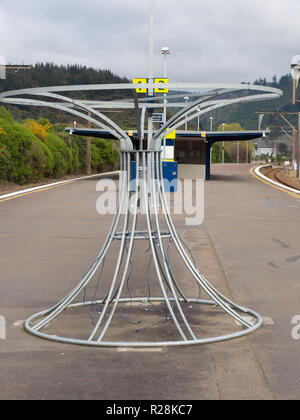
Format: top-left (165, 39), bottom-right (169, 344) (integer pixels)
top-left (291, 55), bottom-right (300, 83)
top-left (161, 46), bottom-right (170, 55)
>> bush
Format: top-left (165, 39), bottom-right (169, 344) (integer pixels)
top-left (0, 106), bottom-right (14, 123)
top-left (46, 132), bottom-right (74, 177)
top-left (0, 118), bottom-right (54, 183)
top-left (211, 143), bottom-right (232, 163)
top-left (0, 106), bottom-right (120, 184)
top-left (0, 145), bottom-right (11, 180)
top-left (92, 138), bottom-right (119, 171)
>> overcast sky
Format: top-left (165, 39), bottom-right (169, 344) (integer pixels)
top-left (0, 0), bottom-right (299, 84)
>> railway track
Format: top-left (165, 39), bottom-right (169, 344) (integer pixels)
top-left (263, 166), bottom-right (300, 191)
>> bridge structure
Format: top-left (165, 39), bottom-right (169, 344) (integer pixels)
top-left (0, 82), bottom-right (282, 347)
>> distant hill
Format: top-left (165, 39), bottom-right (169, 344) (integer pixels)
top-left (0, 63), bottom-right (131, 125)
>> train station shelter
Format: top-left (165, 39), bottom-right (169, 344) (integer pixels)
top-left (65, 127), bottom-right (269, 180)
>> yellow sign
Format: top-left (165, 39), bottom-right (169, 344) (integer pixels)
top-left (201, 131), bottom-right (206, 138)
top-left (154, 78), bottom-right (169, 93)
top-left (132, 78), bottom-right (148, 93)
top-left (128, 130), bottom-right (134, 137)
top-left (166, 128), bottom-right (176, 139)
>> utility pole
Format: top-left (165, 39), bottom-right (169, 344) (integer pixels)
top-left (184, 96), bottom-right (189, 130)
top-left (87, 112), bottom-right (92, 176)
top-left (222, 123), bottom-right (225, 164)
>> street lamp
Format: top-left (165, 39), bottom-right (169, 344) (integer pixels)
top-left (291, 55), bottom-right (300, 104)
top-left (222, 123), bottom-right (225, 163)
top-left (184, 96), bottom-right (189, 130)
top-left (209, 116), bottom-right (213, 131)
top-left (161, 47), bottom-right (170, 73)
top-left (291, 55), bottom-right (300, 178)
top-left (197, 107), bottom-right (200, 131)
top-left (161, 46), bottom-right (170, 126)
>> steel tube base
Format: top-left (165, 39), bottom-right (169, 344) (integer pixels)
top-left (25, 151), bottom-right (263, 348)
top-left (25, 298), bottom-right (262, 348)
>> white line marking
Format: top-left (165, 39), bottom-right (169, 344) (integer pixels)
top-left (13, 320), bottom-right (25, 327)
top-left (234, 316), bottom-right (274, 326)
top-left (117, 347), bottom-right (163, 353)
top-left (0, 171), bottom-right (119, 201)
top-left (255, 166), bottom-right (300, 195)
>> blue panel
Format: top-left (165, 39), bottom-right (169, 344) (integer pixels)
top-left (162, 161), bottom-right (178, 192)
top-left (131, 161), bottom-right (177, 192)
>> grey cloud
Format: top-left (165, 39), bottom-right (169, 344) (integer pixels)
top-left (0, 0), bottom-right (299, 83)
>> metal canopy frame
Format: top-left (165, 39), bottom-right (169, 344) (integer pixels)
top-left (0, 82), bottom-right (282, 347)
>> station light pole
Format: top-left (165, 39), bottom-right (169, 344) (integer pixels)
top-left (197, 107), bottom-right (200, 131)
top-left (161, 47), bottom-right (170, 160)
top-left (210, 116), bottom-right (213, 131)
top-left (291, 56), bottom-right (300, 105)
top-left (147, 0), bottom-right (155, 150)
top-left (184, 96), bottom-right (189, 130)
top-left (291, 56), bottom-right (300, 177)
top-left (254, 142), bottom-right (257, 164)
top-left (222, 123), bottom-right (225, 164)
top-left (161, 46), bottom-right (170, 126)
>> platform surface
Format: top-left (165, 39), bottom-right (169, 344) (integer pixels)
top-left (1, 164), bottom-right (300, 400)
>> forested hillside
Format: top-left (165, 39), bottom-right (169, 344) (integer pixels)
top-left (201, 74), bottom-right (300, 138)
top-left (0, 63), bottom-right (131, 124)
top-left (0, 64), bottom-right (129, 186)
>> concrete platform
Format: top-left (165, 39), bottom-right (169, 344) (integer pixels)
top-left (1, 164), bottom-right (300, 400)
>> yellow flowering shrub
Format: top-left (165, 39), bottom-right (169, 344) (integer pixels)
top-left (25, 120), bottom-right (51, 143)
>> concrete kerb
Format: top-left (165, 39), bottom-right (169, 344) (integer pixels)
top-left (0, 171), bottom-right (120, 202)
top-left (254, 165), bottom-right (300, 196)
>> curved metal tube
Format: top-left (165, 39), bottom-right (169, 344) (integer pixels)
top-left (2, 81), bottom-right (269, 347)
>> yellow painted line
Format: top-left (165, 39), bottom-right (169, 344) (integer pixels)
top-left (0, 181), bottom-right (76, 204)
top-left (249, 166), bottom-right (300, 199)
top-left (0, 171), bottom-right (119, 205)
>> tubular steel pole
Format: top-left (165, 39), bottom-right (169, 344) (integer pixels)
top-left (149, 0), bottom-right (155, 80)
top-left (293, 78), bottom-right (297, 105)
top-left (147, 0), bottom-right (155, 150)
top-left (162, 50), bottom-right (168, 160)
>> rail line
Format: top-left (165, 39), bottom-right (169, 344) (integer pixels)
top-left (250, 165), bottom-right (300, 198)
